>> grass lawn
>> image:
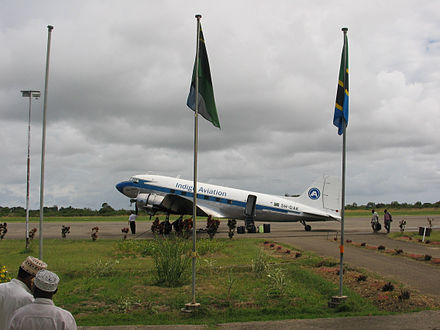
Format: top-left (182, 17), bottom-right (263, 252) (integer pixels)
top-left (345, 208), bottom-right (440, 217)
top-left (1, 237), bottom-right (438, 327)
top-left (389, 230), bottom-right (440, 243)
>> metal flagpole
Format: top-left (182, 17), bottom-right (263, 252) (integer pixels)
top-left (21, 90), bottom-right (40, 251)
top-left (191, 14), bottom-right (202, 308)
top-left (338, 27), bottom-right (348, 298)
top-left (339, 121), bottom-right (347, 296)
top-left (39, 25), bottom-right (54, 260)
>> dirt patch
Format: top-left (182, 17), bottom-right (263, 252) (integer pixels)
top-left (262, 243), bottom-right (440, 312)
top-left (313, 266), bottom-right (440, 312)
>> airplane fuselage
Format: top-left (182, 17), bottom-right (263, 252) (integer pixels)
top-left (116, 174), bottom-right (340, 224)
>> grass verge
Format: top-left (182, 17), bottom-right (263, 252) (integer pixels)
top-left (1, 238), bottom-right (438, 326)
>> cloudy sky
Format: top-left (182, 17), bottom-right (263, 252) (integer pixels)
top-left (1, 0), bottom-right (439, 210)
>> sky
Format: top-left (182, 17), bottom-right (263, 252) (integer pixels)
top-left (1, 0), bottom-right (439, 210)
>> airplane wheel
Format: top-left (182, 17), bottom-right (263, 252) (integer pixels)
top-left (304, 225), bottom-right (312, 231)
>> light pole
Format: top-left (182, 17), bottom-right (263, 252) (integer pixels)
top-left (21, 90), bottom-right (41, 251)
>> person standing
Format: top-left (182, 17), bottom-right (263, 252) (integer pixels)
top-left (384, 209), bottom-right (393, 233)
top-left (9, 269), bottom-right (77, 330)
top-left (0, 256), bottom-right (47, 329)
top-left (128, 211), bottom-right (137, 234)
top-left (371, 209), bottom-right (380, 232)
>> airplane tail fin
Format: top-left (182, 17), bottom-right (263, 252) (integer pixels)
top-left (295, 175), bottom-right (341, 219)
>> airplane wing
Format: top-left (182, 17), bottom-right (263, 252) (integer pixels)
top-left (161, 194), bottom-right (225, 218)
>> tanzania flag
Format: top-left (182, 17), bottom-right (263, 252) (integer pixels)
top-left (187, 27), bottom-right (220, 129)
top-left (333, 29), bottom-right (349, 135)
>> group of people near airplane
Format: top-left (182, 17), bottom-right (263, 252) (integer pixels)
top-left (371, 209), bottom-right (393, 233)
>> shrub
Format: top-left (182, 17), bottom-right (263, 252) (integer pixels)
top-left (0, 265), bottom-right (11, 283)
top-left (252, 250), bottom-right (269, 276)
top-left (117, 296), bottom-right (141, 313)
top-left (151, 218), bottom-right (160, 235)
top-left (182, 218), bottom-right (193, 239)
top-left (29, 228), bottom-right (37, 240)
top-left (399, 290), bottom-right (410, 300)
top-left (206, 215), bottom-right (220, 239)
top-left (61, 225), bottom-right (70, 238)
top-left (394, 249), bottom-right (403, 255)
top-left (382, 282), bottom-right (394, 292)
top-left (266, 267), bottom-right (289, 297)
top-left (121, 227), bottom-right (129, 240)
top-left (424, 254), bottom-right (432, 261)
top-left (356, 275), bottom-right (367, 282)
top-left (0, 223), bottom-right (7, 239)
top-left (91, 227), bottom-right (99, 241)
top-left (378, 245), bottom-right (385, 250)
top-left (88, 259), bottom-right (118, 278)
top-left (151, 236), bottom-right (191, 287)
top-left (227, 219), bottom-right (237, 239)
top-left (361, 242), bottom-right (366, 247)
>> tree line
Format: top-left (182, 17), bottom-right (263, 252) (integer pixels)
top-left (1, 200), bottom-right (439, 218)
top-left (346, 200), bottom-right (440, 210)
top-left (0, 203), bottom-right (130, 217)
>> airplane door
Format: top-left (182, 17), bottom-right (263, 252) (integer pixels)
top-left (245, 194), bottom-right (257, 217)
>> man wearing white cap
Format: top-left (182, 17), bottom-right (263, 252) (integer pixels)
top-left (9, 269), bottom-right (77, 330)
top-left (0, 256), bottom-right (47, 329)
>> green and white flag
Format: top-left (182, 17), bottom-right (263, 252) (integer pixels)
top-left (186, 27), bottom-right (220, 129)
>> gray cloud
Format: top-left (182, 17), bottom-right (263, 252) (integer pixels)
top-left (1, 0), bottom-right (440, 210)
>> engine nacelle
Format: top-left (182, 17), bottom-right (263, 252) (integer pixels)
top-left (134, 193), bottom-right (164, 214)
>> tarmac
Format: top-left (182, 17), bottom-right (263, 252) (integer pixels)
top-left (4, 215), bottom-right (440, 329)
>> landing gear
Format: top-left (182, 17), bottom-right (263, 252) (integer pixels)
top-left (300, 220), bottom-right (312, 231)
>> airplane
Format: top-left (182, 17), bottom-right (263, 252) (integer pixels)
top-left (115, 173), bottom-right (341, 231)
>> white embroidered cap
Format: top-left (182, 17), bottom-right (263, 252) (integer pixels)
top-left (20, 256), bottom-right (47, 276)
top-left (34, 269), bottom-right (59, 292)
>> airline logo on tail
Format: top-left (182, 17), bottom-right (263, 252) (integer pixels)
top-left (308, 188), bottom-right (321, 200)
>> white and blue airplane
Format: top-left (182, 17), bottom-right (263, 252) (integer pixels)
top-left (115, 173), bottom-right (341, 231)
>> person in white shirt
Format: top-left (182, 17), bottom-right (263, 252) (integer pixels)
top-left (128, 211), bottom-right (137, 234)
top-left (0, 256), bottom-right (47, 329)
top-left (9, 269), bottom-right (77, 330)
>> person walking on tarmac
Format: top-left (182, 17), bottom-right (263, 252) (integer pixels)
top-left (128, 211), bottom-right (137, 235)
top-left (371, 209), bottom-right (380, 232)
top-left (384, 209), bottom-right (393, 233)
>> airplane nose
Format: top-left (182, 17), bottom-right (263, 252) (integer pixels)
top-left (115, 182), bottom-right (125, 193)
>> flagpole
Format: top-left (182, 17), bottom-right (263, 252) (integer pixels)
top-left (338, 27), bottom-right (348, 298)
top-left (191, 13), bottom-right (202, 308)
top-left (339, 121), bottom-right (346, 296)
top-left (39, 25), bottom-right (54, 260)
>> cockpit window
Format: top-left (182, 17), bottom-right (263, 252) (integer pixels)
top-left (129, 177), bottom-right (139, 184)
